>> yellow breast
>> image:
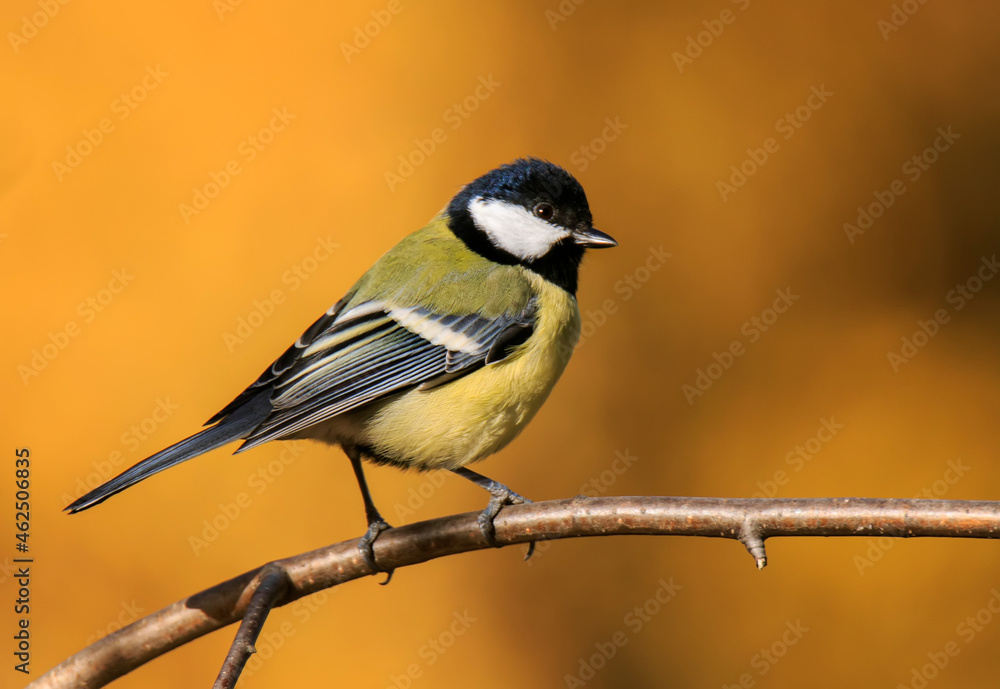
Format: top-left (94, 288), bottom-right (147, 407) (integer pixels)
top-left (357, 271), bottom-right (581, 471)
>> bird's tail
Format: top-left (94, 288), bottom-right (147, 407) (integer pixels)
top-left (65, 393), bottom-right (271, 514)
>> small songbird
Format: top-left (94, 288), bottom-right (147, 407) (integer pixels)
top-left (66, 158), bottom-right (617, 571)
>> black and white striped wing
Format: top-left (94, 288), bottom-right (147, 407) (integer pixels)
top-left (235, 298), bottom-right (536, 450)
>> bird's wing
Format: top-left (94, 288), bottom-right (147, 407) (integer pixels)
top-left (232, 296), bottom-right (538, 451)
top-left (203, 298), bottom-right (352, 426)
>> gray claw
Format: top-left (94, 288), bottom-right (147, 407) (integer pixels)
top-left (358, 519), bottom-right (394, 584)
top-left (477, 487), bottom-right (533, 548)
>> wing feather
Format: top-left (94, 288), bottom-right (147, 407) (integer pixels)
top-left (234, 296), bottom-right (538, 451)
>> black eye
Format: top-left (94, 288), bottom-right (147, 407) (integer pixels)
top-left (533, 202), bottom-right (555, 221)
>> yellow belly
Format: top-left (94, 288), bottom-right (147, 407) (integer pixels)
top-left (320, 273), bottom-right (581, 470)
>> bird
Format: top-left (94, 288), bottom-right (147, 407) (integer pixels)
top-left (66, 157), bottom-right (617, 573)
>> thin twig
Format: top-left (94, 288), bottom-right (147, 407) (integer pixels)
top-left (30, 496), bottom-right (1000, 689)
top-left (213, 563), bottom-right (292, 689)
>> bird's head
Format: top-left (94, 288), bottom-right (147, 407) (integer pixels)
top-left (446, 158), bottom-right (617, 293)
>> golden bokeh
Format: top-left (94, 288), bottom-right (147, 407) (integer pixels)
top-left (3, 1), bottom-right (1000, 687)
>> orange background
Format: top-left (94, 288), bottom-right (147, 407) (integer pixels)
top-left (3, 1), bottom-right (1000, 687)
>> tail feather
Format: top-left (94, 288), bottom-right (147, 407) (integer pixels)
top-left (66, 393), bottom-right (271, 513)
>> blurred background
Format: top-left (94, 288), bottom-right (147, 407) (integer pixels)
top-left (2, 1), bottom-right (1000, 687)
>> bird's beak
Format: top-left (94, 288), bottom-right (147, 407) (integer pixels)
top-left (572, 227), bottom-right (618, 248)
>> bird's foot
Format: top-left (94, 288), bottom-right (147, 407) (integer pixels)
top-left (450, 468), bottom-right (536, 559)
top-left (477, 484), bottom-right (535, 559)
top-left (358, 518), bottom-right (395, 585)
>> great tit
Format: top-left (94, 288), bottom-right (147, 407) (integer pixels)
top-left (66, 158), bottom-right (617, 570)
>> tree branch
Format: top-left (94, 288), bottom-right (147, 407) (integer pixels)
top-left (212, 563), bottom-right (291, 689)
top-left (31, 496), bottom-right (1000, 689)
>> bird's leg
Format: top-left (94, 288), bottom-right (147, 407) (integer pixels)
top-left (346, 447), bottom-right (394, 583)
top-left (451, 467), bottom-right (535, 559)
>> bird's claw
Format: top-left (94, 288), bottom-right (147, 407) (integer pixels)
top-left (358, 518), bottom-right (395, 584)
top-left (477, 486), bottom-right (534, 558)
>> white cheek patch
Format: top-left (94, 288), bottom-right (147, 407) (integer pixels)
top-left (468, 197), bottom-right (570, 260)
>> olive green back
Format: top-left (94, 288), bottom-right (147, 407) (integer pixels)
top-left (345, 213), bottom-right (536, 318)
